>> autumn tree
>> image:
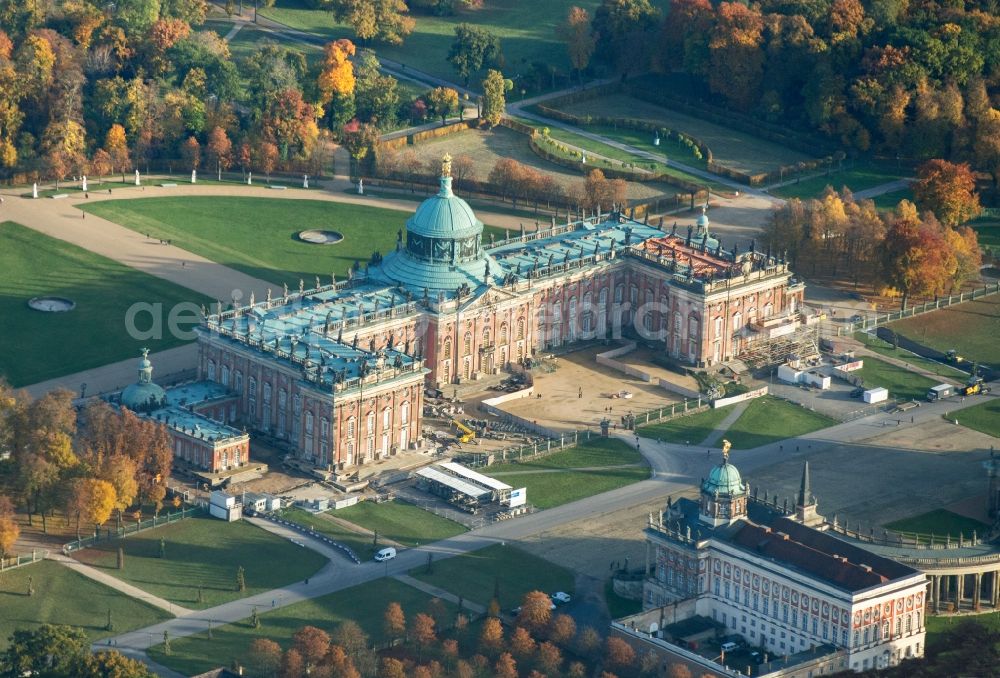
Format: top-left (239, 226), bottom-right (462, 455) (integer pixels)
top-left (181, 136), bottom-right (200, 170)
top-left (257, 140), bottom-right (279, 182)
top-left (605, 636), bottom-right (636, 672)
top-left (247, 638), bottom-right (283, 678)
top-left (328, 0), bottom-right (414, 45)
top-left (104, 124), bottom-right (130, 176)
top-left (280, 648), bottom-right (304, 678)
top-left (576, 626), bottom-right (602, 658)
top-left (667, 662), bottom-right (693, 678)
top-left (591, 0), bottom-right (660, 72)
top-left (411, 613), bottom-right (437, 659)
top-left (331, 619), bottom-right (368, 660)
top-left (427, 87), bottom-right (459, 126)
top-left (383, 602), bottom-right (406, 645)
top-left (379, 657), bottom-right (406, 678)
top-left (0, 495), bottom-right (18, 558)
top-left (354, 49), bottom-right (399, 127)
top-left (494, 652), bottom-right (517, 678)
top-left (708, 2), bottom-right (765, 111)
top-left (206, 126), bottom-right (232, 180)
top-left (558, 7), bottom-right (596, 83)
top-left (68, 478), bottom-right (116, 537)
top-left (479, 617), bottom-right (505, 656)
top-left (340, 119), bottom-right (379, 175)
top-left (293, 626), bottom-right (331, 671)
top-left (448, 24), bottom-right (503, 87)
top-left (452, 154), bottom-right (476, 190)
top-left (509, 626), bottom-right (537, 662)
top-left (318, 38), bottom-right (356, 129)
top-left (581, 169), bottom-right (627, 212)
top-left (912, 159), bottom-right (982, 227)
top-left (90, 149), bottom-right (112, 182)
top-left (481, 70), bottom-right (512, 127)
top-left (517, 591), bottom-right (553, 634)
top-left (878, 216), bottom-right (940, 310)
top-left (549, 614), bottom-right (576, 647)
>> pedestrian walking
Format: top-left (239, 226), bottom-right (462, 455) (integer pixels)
top-left (706, 449), bottom-right (710, 458)
top-left (271, 599), bottom-right (275, 608)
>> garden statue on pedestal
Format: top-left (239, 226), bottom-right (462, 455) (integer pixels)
top-left (191, 169), bottom-right (196, 184)
top-left (247, 171), bottom-right (252, 185)
top-left (32, 183), bottom-right (38, 198)
top-left (357, 178), bottom-right (363, 194)
top-left (135, 169), bottom-right (140, 186)
top-left (81, 175), bottom-right (87, 192)
top-left (303, 174), bottom-right (309, 189)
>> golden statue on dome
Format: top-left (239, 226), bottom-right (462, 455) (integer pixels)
top-left (722, 439), bottom-right (732, 462)
top-left (441, 153), bottom-right (452, 178)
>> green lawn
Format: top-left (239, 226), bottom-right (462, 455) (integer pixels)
top-left (925, 614), bottom-right (1000, 655)
top-left (0, 221), bottom-right (208, 387)
top-left (0, 560), bottom-right (170, 649)
top-left (889, 292), bottom-right (1000, 366)
top-left (770, 163), bottom-right (904, 200)
top-left (971, 222), bottom-right (1000, 251)
top-left (70, 515), bottom-right (326, 609)
top-left (724, 396), bottom-right (837, 450)
top-left (604, 579), bottom-right (643, 620)
top-left (872, 188), bottom-right (914, 211)
top-left (853, 332), bottom-right (968, 380)
top-left (553, 95), bottom-right (813, 175)
top-left (410, 543), bottom-right (574, 609)
top-left (946, 398), bottom-right (1000, 438)
top-left (148, 578), bottom-right (455, 677)
top-left (332, 501), bottom-right (466, 548)
top-left (279, 506), bottom-right (376, 561)
top-left (636, 406), bottom-right (732, 445)
top-left (484, 438), bottom-right (649, 509)
top-left (885, 508), bottom-right (989, 540)
top-left (853, 356), bottom-right (940, 402)
top-left (82, 197), bottom-right (414, 287)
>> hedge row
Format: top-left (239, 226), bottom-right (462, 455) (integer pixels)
top-left (382, 119), bottom-right (478, 152)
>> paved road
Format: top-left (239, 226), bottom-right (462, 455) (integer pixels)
top-left (852, 178), bottom-right (912, 200)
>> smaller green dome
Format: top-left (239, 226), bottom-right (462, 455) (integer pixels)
top-left (702, 460), bottom-right (745, 496)
top-left (696, 205), bottom-right (710, 230)
top-left (121, 382), bottom-right (167, 412)
top-left (121, 348), bottom-right (166, 412)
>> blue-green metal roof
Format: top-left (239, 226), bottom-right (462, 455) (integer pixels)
top-left (405, 176), bottom-right (483, 240)
top-left (702, 461), bottom-right (745, 496)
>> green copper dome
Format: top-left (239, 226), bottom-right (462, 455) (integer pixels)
top-left (406, 175), bottom-right (484, 241)
top-left (121, 348), bottom-right (166, 412)
top-left (702, 460), bottom-right (745, 496)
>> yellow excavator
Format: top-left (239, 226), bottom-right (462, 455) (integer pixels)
top-left (451, 419), bottom-right (476, 444)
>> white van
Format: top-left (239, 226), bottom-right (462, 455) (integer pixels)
top-left (721, 641), bottom-right (739, 653)
top-left (374, 547), bottom-right (396, 562)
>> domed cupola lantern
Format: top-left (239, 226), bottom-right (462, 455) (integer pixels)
top-left (120, 348), bottom-right (167, 413)
top-left (374, 154), bottom-right (502, 294)
top-left (699, 439), bottom-right (749, 526)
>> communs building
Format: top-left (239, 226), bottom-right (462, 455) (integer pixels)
top-left (621, 454), bottom-right (927, 675)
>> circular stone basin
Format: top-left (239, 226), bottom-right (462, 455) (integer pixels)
top-left (28, 296), bottom-right (76, 312)
top-left (298, 230), bottom-right (344, 245)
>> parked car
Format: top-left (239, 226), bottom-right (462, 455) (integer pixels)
top-left (550, 592), bottom-right (572, 604)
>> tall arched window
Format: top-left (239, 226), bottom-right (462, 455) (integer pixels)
top-left (400, 402), bottom-right (409, 424)
top-left (443, 337), bottom-right (452, 357)
top-left (367, 411), bottom-right (375, 433)
top-left (207, 360), bottom-right (216, 381)
top-left (234, 371), bottom-right (243, 392)
top-left (220, 365), bottom-right (229, 386)
top-left (516, 318), bottom-right (525, 339)
top-left (463, 332), bottom-right (472, 355)
top-left (499, 323), bottom-right (509, 344)
top-left (483, 329), bottom-right (491, 347)
top-left (382, 407), bottom-right (391, 428)
top-left (347, 417), bottom-right (356, 438)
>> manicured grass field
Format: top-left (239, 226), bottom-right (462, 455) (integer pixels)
top-left (604, 579), bottom-right (643, 620)
top-left (82, 197), bottom-right (413, 286)
top-left (405, 126), bottom-right (675, 201)
top-left (71, 515), bottom-right (326, 609)
top-left (872, 188), bottom-right (914, 211)
top-left (260, 0), bottom-right (612, 90)
top-left (972, 222), bottom-right (1000, 250)
top-left (636, 406), bottom-right (732, 445)
top-left (925, 613), bottom-right (1000, 655)
top-left (885, 508), bottom-right (989, 540)
top-left (333, 501), bottom-right (466, 548)
top-left (411, 543), bottom-right (574, 609)
top-left (946, 398), bottom-right (1000, 438)
top-left (553, 96), bottom-right (814, 175)
top-left (485, 438), bottom-right (649, 509)
top-left (724, 396), bottom-right (837, 450)
top-left (0, 221), bottom-right (208, 387)
top-left (853, 356), bottom-right (940, 401)
top-left (279, 506), bottom-right (376, 561)
top-left (148, 578), bottom-right (455, 677)
top-left (770, 163), bottom-right (905, 200)
top-left (853, 332), bottom-right (968, 380)
top-left (0, 560), bottom-right (170, 649)
top-left (889, 292), bottom-right (1000, 366)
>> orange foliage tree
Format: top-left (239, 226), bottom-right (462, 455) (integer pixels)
top-left (912, 159), bottom-right (982, 227)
